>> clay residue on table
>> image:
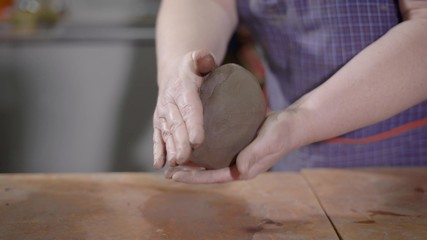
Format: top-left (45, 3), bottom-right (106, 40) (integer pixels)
top-left (414, 187), bottom-right (424, 193)
top-left (0, 179), bottom-right (107, 239)
top-left (353, 220), bottom-right (376, 224)
top-left (142, 188), bottom-right (282, 239)
top-left (0, 173), bottom-right (338, 240)
top-left (368, 210), bottom-right (410, 217)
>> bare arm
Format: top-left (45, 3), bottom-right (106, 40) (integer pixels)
top-left (153, 0), bottom-right (238, 168)
top-left (169, 0), bottom-right (427, 183)
top-left (294, 0), bottom-right (427, 146)
top-left (156, 0), bottom-right (237, 73)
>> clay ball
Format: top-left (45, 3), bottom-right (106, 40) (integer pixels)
top-left (190, 63), bottom-right (266, 169)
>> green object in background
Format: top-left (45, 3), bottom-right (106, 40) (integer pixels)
top-left (35, 2), bottom-right (60, 28)
top-left (10, 8), bottom-right (37, 32)
top-left (10, 0), bottom-right (38, 32)
top-left (10, 0), bottom-right (64, 32)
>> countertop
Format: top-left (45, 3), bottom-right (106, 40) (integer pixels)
top-left (0, 168), bottom-right (426, 239)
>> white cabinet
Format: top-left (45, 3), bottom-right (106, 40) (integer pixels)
top-left (0, 42), bottom-right (158, 172)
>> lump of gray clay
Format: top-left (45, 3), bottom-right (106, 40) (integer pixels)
top-left (190, 63), bottom-right (266, 169)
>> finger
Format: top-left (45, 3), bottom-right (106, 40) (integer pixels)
top-left (174, 50), bottom-right (217, 148)
top-left (171, 166), bottom-right (240, 184)
top-left (235, 136), bottom-right (266, 180)
top-left (164, 163), bottom-right (205, 179)
top-left (160, 117), bottom-right (177, 166)
top-left (167, 103), bottom-right (192, 164)
top-left (175, 90), bottom-right (205, 148)
top-left (165, 166), bottom-right (190, 179)
top-left (236, 131), bottom-right (283, 180)
top-left (191, 50), bottom-right (217, 75)
top-left (236, 142), bottom-right (258, 179)
top-left (153, 128), bottom-right (166, 169)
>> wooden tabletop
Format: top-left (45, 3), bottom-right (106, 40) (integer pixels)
top-left (302, 168), bottom-right (427, 240)
top-left (0, 168), bottom-right (426, 240)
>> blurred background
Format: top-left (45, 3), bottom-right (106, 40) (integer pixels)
top-left (0, 0), bottom-right (160, 172)
top-left (0, 0), bottom-right (264, 173)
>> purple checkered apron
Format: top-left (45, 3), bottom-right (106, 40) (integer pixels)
top-left (237, 0), bottom-right (427, 171)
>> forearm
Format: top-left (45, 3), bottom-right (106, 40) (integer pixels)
top-left (156, 0), bottom-right (237, 80)
top-left (288, 3), bottom-right (427, 147)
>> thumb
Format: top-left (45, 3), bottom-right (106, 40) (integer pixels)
top-left (191, 49), bottom-right (217, 76)
top-left (236, 128), bottom-right (284, 180)
top-left (235, 140), bottom-right (260, 180)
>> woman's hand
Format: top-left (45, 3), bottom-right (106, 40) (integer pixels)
top-left (165, 110), bottom-right (307, 183)
top-left (153, 50), bottom-right (217, 169)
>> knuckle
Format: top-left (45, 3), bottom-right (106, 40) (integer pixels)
top-left (169, 120), bottom-right (185, 134)
top-left (153, 108), bottom-right (161, 122)
top-left (180, 103), bottom-right (193, 117)
top-left (153, 106), bottom-right (167, 122)
top-left (161, 130), bottom-right (172, 140)
top-left (153, 130), bottom-right (161, 141)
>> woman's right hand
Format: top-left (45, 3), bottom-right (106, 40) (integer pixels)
top-left (153, 49), bottom-right (217, 169)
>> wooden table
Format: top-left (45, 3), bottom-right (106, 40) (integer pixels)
top-left (302, 168), bottom-right (427, 240)
top-left (0, 168), bottom-right (426, 240)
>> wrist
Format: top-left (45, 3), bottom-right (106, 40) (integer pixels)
top-left (278, 96), bottom-right (317, 151)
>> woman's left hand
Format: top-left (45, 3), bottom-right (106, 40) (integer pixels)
top-left (165, 110), bottom-right (306, 183)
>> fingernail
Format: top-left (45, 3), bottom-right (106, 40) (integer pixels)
top-left (167, 154), bottom-right (176, 166)
top-left (171, 172), bottom-right (182, 181)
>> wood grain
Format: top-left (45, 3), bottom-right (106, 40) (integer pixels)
top-left (0, 173), bottom-right (338, 240)
top-left (303, 168), bottom-right (427, 240)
